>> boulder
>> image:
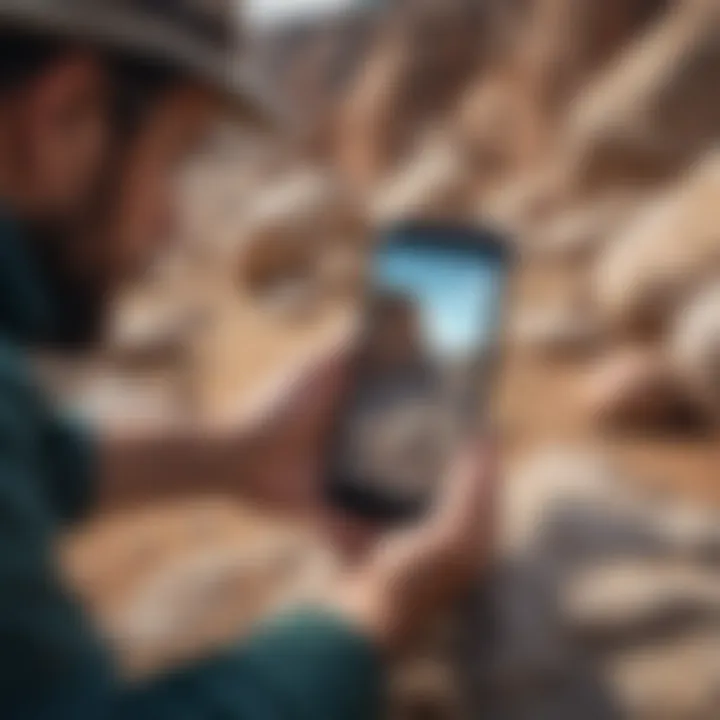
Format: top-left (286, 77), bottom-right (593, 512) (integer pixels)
top-left (595, 153), bottom-right (720, 336)
top-left (582, 348), bottom-right (703, 432)
top-left (528, 193), bottom-right (645, 262)
top-left (562, 0), bottom-right (720, 192)
top-left (235, 170), bottom-right (367, 299)
top-left (505, 445), bottom-right (720, 566)
top-left (609, 631), bottom-right (720, 720)
top-left (491, 446), bottom-right (720, 717)
top-left (515, 0), bottom-right (666, 117)
top-left (314, 245), bottom-right (367, 299)
top-left (563, 561), bottom-right (720, 647)
top-left (455, 72), bottom-right (544, 194)
top-left (670, 282), bottom-right (720, 420)
top-left (335, 0), bottom-right (486, 187)
top-left (480, 162), bottom-right (572, 237)
top-left (106, 529), bottom-right (336, 678)
top-left (511, 306), bottom-right (601, 357)
top-left (371, 135), bottom-right (473, 223)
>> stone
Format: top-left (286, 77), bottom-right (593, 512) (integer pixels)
top-left (236, 170), bottom-right (367, 298)
top-left (563, 561), bottom-right (720, 647)
top-left (512, 307), bottom-right (601, 357)
top-left (391, 659), bottom-right (462, 720)
top-left (314, 245), bottom-right (367, 299)
top-left (334, 0), bottom-right (487, 187)
top-left (562, 0), bottom-right (720, 192)
top-left (582, 348), bottom-right (703, 432)
top-left (371, 135), bottom-right (473, 223)
top-left (107, 298), bottom-right (204, 367)
top-left (608, 631), bottom-right (720, 720)
top-left (107, 532), bottom-right (336, 678)
top-left (594, 153), bottom-right (720, 336)
top-left (455, 72), bottom-right (543, 194)
top-left (505, 446), bottom-right (720, 567)
top-left (501, 447), bottom-right (624, 554)
top-left (516, 0), bottom-right (666, 119)
top-left (671, 282), bottom-right (720, 421)
top-left (529, 193), bottom-right (645, 262)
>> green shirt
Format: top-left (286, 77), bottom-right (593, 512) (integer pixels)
top-left (0, 211), bottom-right (383, 719)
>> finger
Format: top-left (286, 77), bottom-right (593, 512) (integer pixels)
top-left (319, 509), bottom-right (381, 566)
top-left (436, 437), bottom-right (499, 541)
top-left (276, 329), bottom-right (356, 424)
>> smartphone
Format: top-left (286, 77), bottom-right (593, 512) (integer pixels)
top-left (327, 222), bottom-right (511, 523)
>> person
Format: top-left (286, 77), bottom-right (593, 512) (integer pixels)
top-left (0, 2), bottom-right (497, 719)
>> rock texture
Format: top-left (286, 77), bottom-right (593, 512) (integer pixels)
top-left (671, 282), bottom-right (720, 421)
top-left (595, 153), bottom-right (720, 336)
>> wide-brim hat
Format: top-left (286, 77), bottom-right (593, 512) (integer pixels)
top-left (0, 0), bottom-right (282, 129)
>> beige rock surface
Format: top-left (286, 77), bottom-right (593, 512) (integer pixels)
top-left (671, 282), bottom-right (720, 420)
top-left (595, 153), bottom-right (720, 336)
top-left (562, 0), bottom-right (720, 192)
top-left (582, 347), bottom-right (703, 432)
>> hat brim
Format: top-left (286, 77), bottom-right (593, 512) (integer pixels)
top-left (0, 1), bottom-right (283, 130)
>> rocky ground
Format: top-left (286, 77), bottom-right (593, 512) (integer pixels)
top-left (51, 1), bottom-right (720, 717)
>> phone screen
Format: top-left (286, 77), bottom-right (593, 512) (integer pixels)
top-left (328, 225), bottom-right (510, 521)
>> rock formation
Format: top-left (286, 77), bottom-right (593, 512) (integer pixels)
top-left (595, 152), bottom-right (720, 336)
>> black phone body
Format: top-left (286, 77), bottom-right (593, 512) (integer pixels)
top-left (327, 222), bottom-right (512, 523)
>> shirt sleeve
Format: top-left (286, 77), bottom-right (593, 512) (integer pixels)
top-left (114, 608), bottom-right (385, 720)
top-left (41, 412), bottom-right (99, 526)
top-left (0, 371), bottom-right (113, 717)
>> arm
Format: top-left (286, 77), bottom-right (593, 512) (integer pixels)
top-left (0, 372), bottom-right (112, 715)
top-left (96, 346), bottom-right (347, 514)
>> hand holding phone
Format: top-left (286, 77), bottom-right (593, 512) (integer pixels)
top-left (326, 222), bottom-right (510, 522)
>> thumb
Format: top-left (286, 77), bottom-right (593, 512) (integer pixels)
top-left (435, 438), bottom-right (499, 550)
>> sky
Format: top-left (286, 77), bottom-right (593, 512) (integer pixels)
top-left (246, 0), bottom-right (358, 26)
top-left (377, 246), bottom-right (504, 357)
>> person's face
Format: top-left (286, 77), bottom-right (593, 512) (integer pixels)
top-left (108, 85), bottom-right (216, 282)
top-left (10, 52), bottom-right (108, 220)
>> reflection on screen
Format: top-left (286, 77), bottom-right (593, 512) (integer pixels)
top-left (335, 241), bottom-right (505, 512)
top-left (376, 245), bottom-right (503, 359)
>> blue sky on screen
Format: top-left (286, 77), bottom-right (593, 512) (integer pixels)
top-left (377, 246), bottom-right (503, 356)
top-left (246, 0), bottom-right (357, 25)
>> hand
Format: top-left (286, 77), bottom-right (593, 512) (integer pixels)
top-left (233, 339), bottom-right (351, 515)
top-left (97, 335), bottom-right (352, 514)
top-left (324, 439), bottom-right (498, 653)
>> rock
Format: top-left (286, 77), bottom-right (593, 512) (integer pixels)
top-left (442, 443), bottom-right (720, 717)
top-left (391, 660), bottom-right (462, 720)
top-left (502, 447), bottom-right (625, 555)
top-left (314, 245), bottom-right (367, 299)
top-left (455, 72), bottom-right (543, 194)
top-left (335, 0), bottom-right (488, 186)
top-left (671, 282), bottom-right (720, 420)
top-left (609, 631), bottom-right (720, 720)
top-left (236, 170), bottom-right (367, 297)
top-left (512, 307), bottom-right (601, 357)
top-left (583, 348), bottom-right (703, 432)
top-left (516, 0), bottom-right (666, 118)
top-left (529, 193), bottom-right (645, 262)
top-left (563, 561), bottom-right (720, 648)
top-left (107, 298), bottom-right (204, 368)
top-left (371, 135), bottom-right (473, 223)
top-left (480, 162), bottom-right (572, 236)
top-left (595, 153), bottom-right (720, 336)
top-left (562, 0), bottom-right (720, 192)
top-left (254, 278), bottom-right (321, 322)
top-left (506, 445), bottom-right (720, 565)
top-left (108, 533), bottom-right (336, 678)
